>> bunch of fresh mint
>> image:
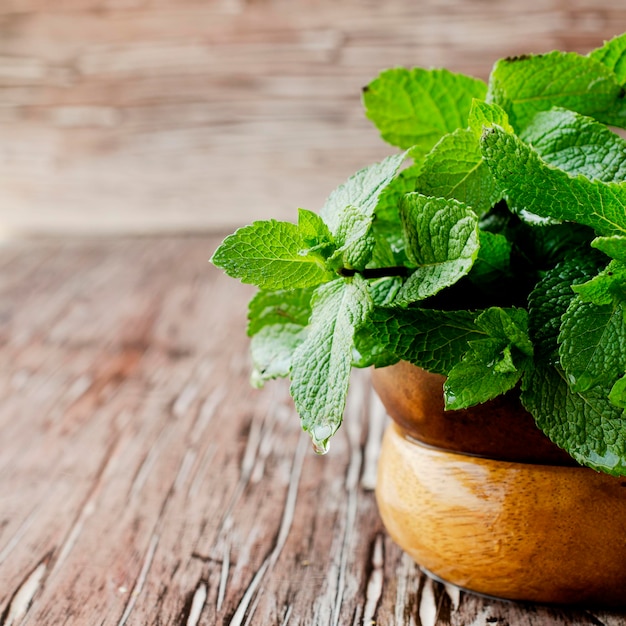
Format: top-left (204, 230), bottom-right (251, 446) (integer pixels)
top-left (212, 34), bottom-right (626, 473)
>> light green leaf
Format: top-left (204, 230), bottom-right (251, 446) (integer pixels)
top-left (589, 32), bottom-right (626, 85)
top-left (297, 208), bottom-right (335, 259)
top-left (559, 297), bottom-right (626, 392)
top-left (572, 260), bottom-right (626, 305)
top-left (397, 194), bottom-right (479, 303)
top-left (417, 128), bottom-right (502, 214)
top-left (486, 51), bottom-right (626, 131)
top-left (321, 153), bottom-right (406, 234)
top-left (211, 220), bottom-right (334, 289)
top-left (443, 338), bottom-right (522, 410)
top-left (358, 307), bottom-right (483, 375)
top-left (522, 364), bottom-right (626, 475)
top-left (609, 375), bottom-right (626, 410)
top-left (521, 108), bottom-right (626, 182)
top-left (327, 205), bottom-right (374, 271)
top-left (363, 67), bottom-right (487, 154)
top-left (468, 99), bottom-right (514, 134)
top-left (250, 323), bottom-right (308, 387)
top-left (592, 235), bottom-right (626, 262)
top-left (371, 162), bottom-right (422, 265)
top-left (481, 126), bottom-right (626, 236)
top-left (247, 287), bottom-right (313, 336)
top-left (290, 275), bottom-right (372, 453)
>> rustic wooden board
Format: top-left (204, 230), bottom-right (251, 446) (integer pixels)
top-left (1, 235), bottom-right (625, 625)
top-left (1, 1), bottom-right (626, 235)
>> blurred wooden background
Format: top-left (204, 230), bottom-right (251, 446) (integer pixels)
top-left (1, 0), bottom-right (626, 235)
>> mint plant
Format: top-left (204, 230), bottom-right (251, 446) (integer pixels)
top-left (212, 33), bottom-right (626, 473)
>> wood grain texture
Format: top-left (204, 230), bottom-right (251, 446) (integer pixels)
top-left (1, 1), bottom-right (626, 235)
top-left (0, 235), bottom-right (626, 624)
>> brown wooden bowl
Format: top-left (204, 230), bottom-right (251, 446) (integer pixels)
top-left (372, 362), bottom-right (626, 606)
top-left (371, 361), bottom-right (575, 465)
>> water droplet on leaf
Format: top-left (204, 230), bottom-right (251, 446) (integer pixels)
top-left (312, 440), bottom-right (329, 455)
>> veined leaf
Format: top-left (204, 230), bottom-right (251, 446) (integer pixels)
top-left (589, 32), bottom-right (626, 85)
top-left (363, 67), bottom-right (486, 154)
top-left (247, 287), bottom-right (313, 336)
top-left (359, 307), bottom-right (483, 375)
top-left (397, 193), bottom-right (479, 303)
top-left (417, 128), bottom-right (502, 214)
top-left (521, 108), bottom-right (626, 182)
top-left (481, 126), bottom-right (626, 236)
top-left (487, 51), bottom-right (626, 131)
top-left (528, 255), bottom-right (605, 360)
top-left (468, 99), bottom-right (514, 134)
top-left (321, 153), bottom-right (405, 234)
top-left (250, 323), bottom-right (308, 387)
top-left (444, 339), bottom-right (523, 410)
top-left (211, 220), bottom-right (334, 289)
top-left (522, 364), bottom-right (626, 475)
top-left (327, 205), bottom-right (374, 271)
top-left (559, 296), bottom-right (626, 392)
top-left (290, 275), bottom-right (372, 453)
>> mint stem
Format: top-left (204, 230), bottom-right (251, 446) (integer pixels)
top-left (338, 266), bottom-right (409, 279)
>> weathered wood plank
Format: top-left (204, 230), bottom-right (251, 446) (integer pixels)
top-left (1, 236), bottom-right (626, 624)
top-left (0, 2), bottom-right (626, 235)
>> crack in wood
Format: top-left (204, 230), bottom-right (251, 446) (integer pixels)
top-left (116, 532), bottom-right (160, 626)
top-left (362, 534), bottom-right (384, 625)
top-left (0, 552), bottom-right (51, 626)
top-left (178, 580), bottom-right (208, 626)
top-left (228, 433), bottom-right (307, 626)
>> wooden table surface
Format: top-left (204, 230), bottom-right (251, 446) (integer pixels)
top-left (1, 235), bottom-right (625, 625)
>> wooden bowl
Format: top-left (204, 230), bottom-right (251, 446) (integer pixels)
top-left (372, 362), bottom-right (626, 606)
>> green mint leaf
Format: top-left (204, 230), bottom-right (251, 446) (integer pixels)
top-left (211, 220), bottom-right (333, 289)
top-left (416, 128), bottom-right (502, 214)
top-left (559, 296), bottom-right (626, 392)
top-left (521, 108), bottom-right (626, 182)
top-left (589, 33), bottom-right (626, 85)
top-left (371, 163), bottom-right (422, 265)
top-left (247, 287), bottom-right (313, 336)
top-left (469, 230), bottom-right (512, 284)
top-left (368, 276), bottom-right (403, 306)
top-left (572, 260), bottom-right (626, 305)
top-left (321, 153), bottom-right (405, 235)
top-left (592, 235), bottom-right (626, 262)
top-left (290, 275), bottom-right (372, 453)
top-left (359, 307), bottom-right (483, 375)
top-left (397, 193), bottom-right (479, 303)
top-left (250, 323), bottom-right (308, 387)
top-left (528, 255), bottom-right (604, 360)
top-left (468, 99), bottom-right (514, 134)
top-left (297, 208), bottom-right (335, 259)
top-left (363, 68), bottom-right (486, 153)
top-left (444, 306), bottom-right (532, 410)
top-left (475, 306), bottom-right (533, 356)
top-left (486, 51), bottom-right (624, 132)
top-left (609, 375), bottom-right (626, 410)
top-left (481, 126), bottom-right (626, 236)
top-left (444, 338), bottom-right (523, 410)
top-left (327, 205), bottom-right (374, 271)
top-left (522, 364), bottom-right (626, 475)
